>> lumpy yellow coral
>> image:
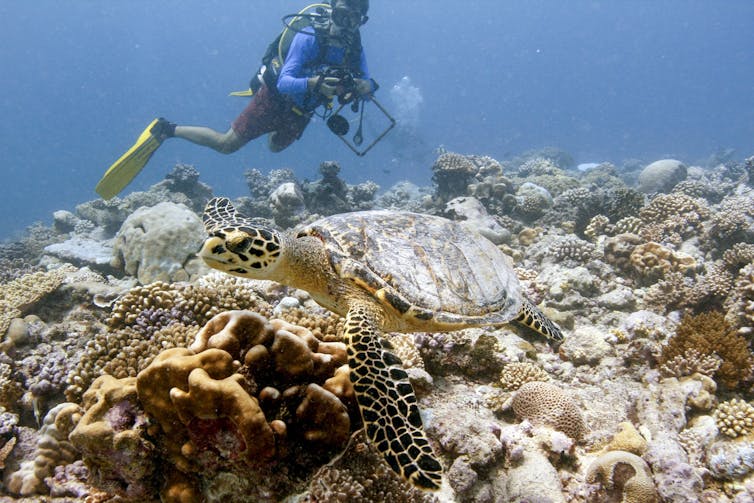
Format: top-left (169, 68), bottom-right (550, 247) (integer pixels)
top-left (714, 398), bottom-right (754, 438)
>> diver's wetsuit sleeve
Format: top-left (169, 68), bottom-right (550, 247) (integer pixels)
top-left (358, 47), bottom-right (377, 93)
top-left (277, 31), bottom-right (317, 102)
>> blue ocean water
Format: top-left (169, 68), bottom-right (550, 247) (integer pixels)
top-left (1, 0), bottom-right (752, 240)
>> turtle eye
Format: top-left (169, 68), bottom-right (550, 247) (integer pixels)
top-left (227, 236), bottom-right (252, 253)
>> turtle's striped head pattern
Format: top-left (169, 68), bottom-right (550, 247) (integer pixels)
top-left (199, 197), bottom-right (283, 279)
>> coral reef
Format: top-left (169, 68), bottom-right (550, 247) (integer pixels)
top-left (2, 148), bottom-right (754, 502)
top-left (72, 310), bottom-right (356, 501)
top-left (499, 362), bottom-right (549, 391)
top-left (7, 402), bottom-right (81, 496)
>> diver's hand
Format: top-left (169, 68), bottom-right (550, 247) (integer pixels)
top-left (354, 78), bottom-right (373, 96)
top-left (308, 76), bottom-right (340, 98)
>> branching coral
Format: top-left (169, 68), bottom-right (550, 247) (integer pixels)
top-left (638, 193), bottom-right (708, 243)
top-left (547, 235), bottom-right (597, 263)
top-left (715, 399), bottom-right (754, 438)
top-left (499, 362), bottom-right (549, 391)
top-left (658, 311), bottom-right (754, 389)
top-left (659, 348), bottom-right (722, 378)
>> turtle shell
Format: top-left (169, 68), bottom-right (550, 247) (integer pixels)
top-left (299, 210), bottom-right (522, 326)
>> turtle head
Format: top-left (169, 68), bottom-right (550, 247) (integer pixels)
top-left (199, 198), bottom-right (283, 279)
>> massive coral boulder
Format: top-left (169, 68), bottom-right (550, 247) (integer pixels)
top-left (637, 159), bottom-right (687, 194)
top-left (111, 202), bottom-right (208, 284)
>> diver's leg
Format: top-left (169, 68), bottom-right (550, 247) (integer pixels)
top-left (173, 126), bottom-right (246, 154)
top-left (267, 113), bottom-right (311, 152)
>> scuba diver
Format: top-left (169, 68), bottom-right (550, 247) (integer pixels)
top-left (96, 0), bottom-right (375, 200)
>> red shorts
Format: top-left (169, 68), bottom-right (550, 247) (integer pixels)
top-left (231, 84), bottom-right (310, 151)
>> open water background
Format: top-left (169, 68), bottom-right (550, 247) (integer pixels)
top-left (1, 0), bottom-right (752, 239)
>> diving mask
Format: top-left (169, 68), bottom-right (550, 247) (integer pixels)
top-left (331, 7), bottom-right (366, 29)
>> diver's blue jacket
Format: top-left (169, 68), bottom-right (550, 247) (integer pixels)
top-left (277, 27), bottom-right (373, 111)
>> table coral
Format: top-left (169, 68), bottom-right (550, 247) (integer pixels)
top-left (0, 264), bottom-right (75, 337)
top-left (586, 450), bottom-right (659, 503)
top-left (508, 381), bottom-right (586, 440)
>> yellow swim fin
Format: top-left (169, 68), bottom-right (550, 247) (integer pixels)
top-left (95, 118), bottom-right (164, 200)
top-left (229, 88), bottom-right (254, 97)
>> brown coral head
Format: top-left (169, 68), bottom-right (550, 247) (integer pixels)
top-left (190, 310), bottom-right (273, 357)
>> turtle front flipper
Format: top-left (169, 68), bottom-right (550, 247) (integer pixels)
top-left (513, 297), bottom-right (564, 342)
top-left (344, 302), bottom-right (443, 490)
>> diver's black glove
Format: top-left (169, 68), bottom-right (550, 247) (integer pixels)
top-left (308, 76), bottom-right (340, 98)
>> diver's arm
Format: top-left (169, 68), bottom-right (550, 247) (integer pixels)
top-left (355, 47), bottom-right (376, 95)
top-left (277, 32), bottom-right (316, 98)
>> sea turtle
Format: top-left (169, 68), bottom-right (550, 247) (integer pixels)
top-left (199, 197), bottom-right (563, 490)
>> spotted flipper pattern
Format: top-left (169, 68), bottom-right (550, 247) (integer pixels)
top-left (344, 303), bottom-right (443, 490)
top-left (513, 297), bottom-right (564, 342)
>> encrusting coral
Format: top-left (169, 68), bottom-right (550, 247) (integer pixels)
top-left (658, 311), bottom-right (754, 389)
top-left (586, 450), bottom-right (659, 503)
top-left (714, 398), bottom-right (754, 438)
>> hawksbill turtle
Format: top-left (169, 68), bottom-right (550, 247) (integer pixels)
top-left (198, 197), bottom-right (563, 490)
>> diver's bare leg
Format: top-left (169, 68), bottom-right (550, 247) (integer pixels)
top-left (174, 126), bottom-right (246, 154)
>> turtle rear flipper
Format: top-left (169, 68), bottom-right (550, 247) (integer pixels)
top-left (344, 303), bottom-right (443, 490)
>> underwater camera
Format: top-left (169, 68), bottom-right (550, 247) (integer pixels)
top-left (321, 68), bottom-right (396, 157)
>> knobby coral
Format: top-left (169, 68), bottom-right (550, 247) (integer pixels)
top-left (715, 399), bottom-right (754, 438)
